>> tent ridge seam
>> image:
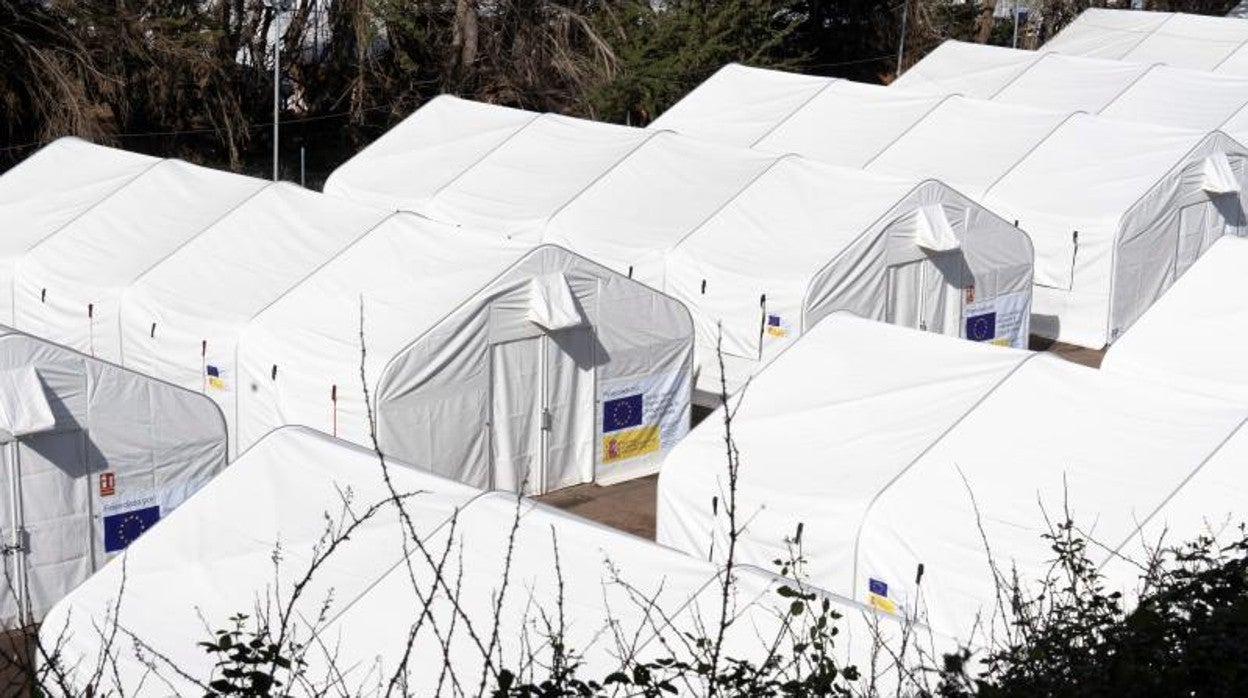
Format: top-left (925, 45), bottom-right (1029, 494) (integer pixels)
top-left (748, 77), bottom-right (840, 148)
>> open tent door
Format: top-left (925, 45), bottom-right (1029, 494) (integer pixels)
top-left (1201, 152), bottom-right (1240, 196)
top-left (0, 367), bottom-right (56, 625)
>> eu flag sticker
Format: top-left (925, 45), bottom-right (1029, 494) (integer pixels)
top-left (103, 505), bottom-right (161, 553)
top-left (965, 312), bottom-right (997, 342)
top-left (868, 578), bottom-right (888, 598)
top-left (205, 364), bottom-right (225, 390)
top-left (602, 393), bottom-right (644, 433)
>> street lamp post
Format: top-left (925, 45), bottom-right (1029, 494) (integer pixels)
top-left (265, 0), bottom-right (293, 182)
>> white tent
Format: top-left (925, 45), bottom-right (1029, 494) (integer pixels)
top-left (657, 312), bottom-right (1248, 644)
top-left (898, 40), bottom-right (1248, 133)
top-left (10, 158), bottom-right (268, 360)
top-left (0, 326), bottom-right (227, 627)
top-left (234, 215), bottom-right (694, 493)
top-left (981, 116), bottom-right (1248, 347)
top-left (1101, 235), bottom-right (1248, 403)
top-left (0, 139), bottom-right (160, 324)
top-left (324, 96), bottom-right (655, 238)
top-left (1042, 9), bottom-right (1248, 71)
top-left (42, 427), bottom-right (926, 695)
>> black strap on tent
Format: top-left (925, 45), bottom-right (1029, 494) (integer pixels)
top-left (200, 340), bottom-right (208, 394)
top-left (87, 304), bottom-right (95, 357)
top-left (1069, 230), bottom-right (1080, 291)
top-left (700, 279), bottom-right (707, 294)
top-left (271, 365), bottom-right (278, 381)
top-left (40, 289), bottom-right (46, 303)
top-left (149, 323), bottom-right (157, 338)
top-left (757, 294), bottom-right (767, 361)
top-left (331, 384), bottom-right (339, 437)
top-left (627, 265), bottom-right (633, 279)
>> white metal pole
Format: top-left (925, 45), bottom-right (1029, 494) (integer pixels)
top-left (273, 6), bottom-right (281, 182)
top-left (1012, 2), bottom-right (1022, 48)
top-left (897, 0), bottom-right (909, 77)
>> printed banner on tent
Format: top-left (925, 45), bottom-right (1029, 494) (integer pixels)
top-left (98, 478), bottom-right (210, 554)
top-left (963, 290), bottom-right (1028, 349)
top-left (598, 370), bottom-right (689, 466)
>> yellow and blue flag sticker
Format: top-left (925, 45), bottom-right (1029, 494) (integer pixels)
top-left (868, 577), bottom-right (897, 615)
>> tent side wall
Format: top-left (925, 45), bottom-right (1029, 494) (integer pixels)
top-left (375, 246), bottom-right (693, 492)
top-left (0, 331), bottom-right (227, 626)
top-left (804, 182), bottom-right (1033, 349)
top-left (1109, 133), bottom-right (1248, 343)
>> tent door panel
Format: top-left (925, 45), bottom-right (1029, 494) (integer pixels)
top-left (0, 443), bottom-right (23, 626)
top-left (1176, 199), bottom-right (1231, 281)
top-left (542, 328), bottom-right (594, 493)
top-left (489, 338), bottom-right (543, 493)
top-left (886, 253), bottom-right (965, 335)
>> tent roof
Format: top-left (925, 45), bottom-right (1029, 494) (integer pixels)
top-left (865, 97), bottom-right (1069, 195)
top-left (243, 215), bottom-right (534, 378)
top-left (891, 40), bottom-right (1040, 97)
top-left (323, 96), bottom-right (537, 211)
top-left (1098, 64), bottom-right (1248, 130)
top-left (542, 133), bottom-right (777, 279)
top-left (419, 111), bottom-right (653, 235)
top-left (753, 81), bottom-right (946, 167)
top-left (991, 52), bottom-right (1152, 113)
top-left (126, 183), bottom-right (391, 325)
top-left (1041, 8), bottom-right (1178, 62)
top-left (1101, 235), bottom-right (1248, 403)
top-left (659, 312), bottom-right (1248, 640)
top-left (45, 426), bottom-right (899, 694)
top-left (18, 160), bottom-right (268, 291)
top-left (646, 63), bottom-right (833, 146)
top-left (983, 115), bottom-right (1213, 233)
top-left (0, 138), bottom-right (159, 259)
top-left (1043, 9), bottom-right (1248, 70)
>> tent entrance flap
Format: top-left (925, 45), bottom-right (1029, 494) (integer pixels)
top-left (886, 253), bottom-right (966, 335)
top-left (1201, 152), bottom-right (1240, 195)
top-left (1176, 200), bottom-right (1233, 280)
top-left (526, 273), bottom-right (585, 331)
top-left (489, 329), bottom-right (593, 494)
top-left (0, 368), bottom-right (55, 442)
top-left (913, 205), bottom-right (960, 253)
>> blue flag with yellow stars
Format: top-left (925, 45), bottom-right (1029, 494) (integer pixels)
top-left (103, 505), bottom-right (161, 553)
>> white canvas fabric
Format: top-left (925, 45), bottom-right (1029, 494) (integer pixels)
top-left (1041, 9), bottom-right (1179, 62)
top-left (0, 139), bottom-right (160, 325)
top-left (11, 160), bottom-right (268, 362)
top-left (325, 96), bottom-right (655, 239)
top-left (235, 214), bottom-right (694, 492)
top-left (892, 40), bottom-right (1041, 97)
top-left (0, 327), bottom-right (226, 627)
top-left (753, 81), bottom-right (947, 167)
top-left (658, 313), bottom-right (1248, 644)
top-left (42, 427), bottom-right (923, 696)
top-left (1102, 236), bottom-right (1248, 403)
top-left (990, 52), bottom-right (1152, 114)
top-left (1098, 65), bottom-right (1248, 130)
top-left (982, 116), bottom-right (1248, 347)
top-left (647, 63), bottom-right (834, 146)
top-left (323, 96), bottom-right (538, 211)
top-left (863, 97), bottom-right (1071, 196)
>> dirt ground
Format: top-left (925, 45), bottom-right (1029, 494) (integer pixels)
top-left (538, 336), bottom-right (1108, 541)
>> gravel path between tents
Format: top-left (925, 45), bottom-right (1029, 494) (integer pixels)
top-left (538, 339), bottom-right (1105, 541)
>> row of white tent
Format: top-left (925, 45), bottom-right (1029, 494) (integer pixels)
top-left (41, 427), bottom-right (937, 695)
top-left (0, 138), bottom-right (695, 496)
top-left (656, 309), bottom-right (1248, 647)
top-left (325, 96), bottom-right (1037, 398)
top-left (647, 61), bottom-right (1248, 349)
top-left (0, 327), bottom-right (227, 627)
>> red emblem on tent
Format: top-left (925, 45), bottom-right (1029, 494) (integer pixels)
top-left (99, 472), bottom-right (115, 497)
top-left (607, 437), bottom-right (620, 461)
top-left (964, 285), bottom-right (975, 303)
